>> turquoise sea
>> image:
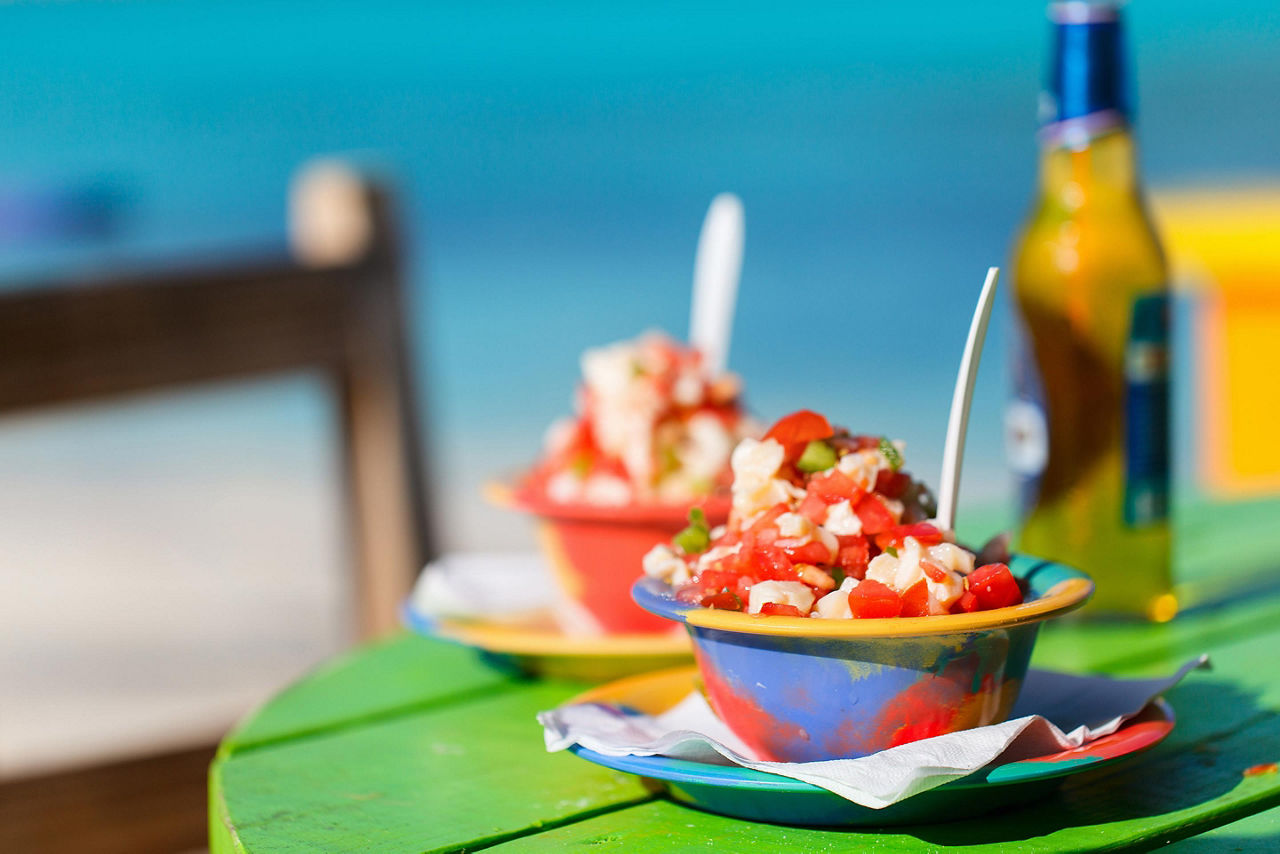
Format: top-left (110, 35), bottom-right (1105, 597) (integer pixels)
top-left (1, 1), bottom-right (1277, 547)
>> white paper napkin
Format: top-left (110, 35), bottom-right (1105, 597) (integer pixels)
top-left (539, 656), bottom-right (1208, 809)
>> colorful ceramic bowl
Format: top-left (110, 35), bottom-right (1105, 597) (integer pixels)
top-left (495, 482), bottom-right (730, 634)
top-left (632, 554), bottom-right (1093, 762)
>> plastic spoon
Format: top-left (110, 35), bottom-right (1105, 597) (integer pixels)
top-left (935, 266), bottom-right (1000, 533)
top-left (689, 193), bottom-right (745, 375)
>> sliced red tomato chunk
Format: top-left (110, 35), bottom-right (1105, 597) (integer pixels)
top-left (701, 590), bottom-right (744, 610)
top-left (835, 535), bottom-right (870, 578)
top-left (764, 410), bottom-right (834, 459)
top-left (847, 579), bottom-right (902, 618)
top-left (781, 540), bottom-right (832, 565)
top-left (874, 522), bottom-right (945, 551)
top-left (797, 491), bottom-right (833, 524)
top-left (853, 494), bottom-right (896, 534)
top-left (807, 469), bottom-right (863, 503)
top-left (952, 591), bottom-right (981, 613)
top-left (899, 579), bottom-right (931, 617)
top-left (697, 569), bottom-right (738, 594)
top-left (758, 602), bottom-right (804, 617)
top-left (674, 584), bottom-right (703, 605)
top-left (748, 545), bottom-right (796, 581)
top-left (764, 410), bottom-right (834, 446)
top-left (967, 563), bottom-right (1023, 610)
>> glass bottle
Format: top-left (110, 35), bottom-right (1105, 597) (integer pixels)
top-left (1007, 1), bottom-right (1174, 620)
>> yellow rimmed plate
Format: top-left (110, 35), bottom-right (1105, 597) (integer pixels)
top-left (403, 604), bottom-right (691, 683)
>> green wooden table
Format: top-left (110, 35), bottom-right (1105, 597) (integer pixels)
top-left (210, 500), bottom-right (1280, 852)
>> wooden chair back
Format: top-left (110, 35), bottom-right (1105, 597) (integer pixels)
top-left (0, 168), bottom-right (433, 638)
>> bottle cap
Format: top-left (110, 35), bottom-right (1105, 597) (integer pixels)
top-left (1042, 1), bottom-right (1130, 128)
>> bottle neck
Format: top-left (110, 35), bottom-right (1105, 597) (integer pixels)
top-left (1041, 3), bottom-right (1130, 127)
top-left (1038, 124), bottom-right (1140, 203)
top-left (1037, 3), bottom-right (1139, 204)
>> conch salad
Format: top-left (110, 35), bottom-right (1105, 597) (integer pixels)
top-left (642, 410), bottom-right (1024, 617)
top-left (522, 332), bottom-right (757, 506)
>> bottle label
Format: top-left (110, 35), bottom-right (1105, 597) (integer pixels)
top-left (1124, 293), bottom-right (1171, 526)
top-left (1038, 110), bottom-right (1127, 151)
top-left (1007, 320), bottom-right (1048, 517)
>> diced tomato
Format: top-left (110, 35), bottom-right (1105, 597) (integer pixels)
top-left (749, 545), bottom-right (796, 581)
top-left (759, 602), bottom-right (804, 617)
top-left (797, 490), bottom-right (833, 525)
top-left (835, 535), bottom-right (870, 578)
top-left (701, 590), bottom-right (744, 610)
top-left (808, 469), bottom-right (863, 504)
top-left (874, 469), bottom-right (912, 499)
top-left (698, 549), bottom-right (736, 577)
top-left (747, 503), bottom-right (790, 534)
top-left (848, 580), bottom-right (902, 618)
top-left (967, 563), bottom-right (1023, 610)
top-left (952, 591), bottom-right (981, 613)
top-left (754, 525), bottom-right (780, 547)
top-left (764, 410), bottom-right (834, 454)
top-left (874, 522), bottom-right (945, 552)
top-left (781, 540), bottom-right (832, 566)
top-left (734, 575), bottom-right (755, 601)
top-left (697, 569), bottom-right (738, 594)
top-left (900, 580), bottom-right (931, 617)
top-left (920, 560), bottom-right (949, 584)
top-left (854, 494), bottom-right (896, 535)
top-left (674, 583), bottom-right (703, 604)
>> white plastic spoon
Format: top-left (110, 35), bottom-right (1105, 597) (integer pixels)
top-left (689, 193), bottom-right (745, 376)
top-left (935, 266), bottom-right (1000, 533)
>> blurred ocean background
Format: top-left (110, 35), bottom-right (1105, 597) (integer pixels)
top-left (1, 0), bottom-right (1277, 774)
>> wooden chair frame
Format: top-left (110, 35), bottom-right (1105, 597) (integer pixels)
top-left (0, 182), bottom-right (433, 638)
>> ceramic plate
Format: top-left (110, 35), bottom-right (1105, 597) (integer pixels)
top-left (564, 666), bottom-right (1174, 826)
top-left (402, 600), bottom-right (690, 683)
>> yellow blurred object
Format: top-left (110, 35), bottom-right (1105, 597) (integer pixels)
top-left (1154, 187), bottom-right (1280, 499)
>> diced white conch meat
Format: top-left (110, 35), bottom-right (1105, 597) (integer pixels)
top-left (642, 544), bottom-right (692, 586)
top-left (821, 499), bottom-right (862, 536)
top-left (747, 580), bottom-right (815, 615)
top-left (730, 438), bottom-right (804, 521)
top-left (812, 577), bottom-right (858, 619)
top-left (865, 536), bottom-right (966, 614)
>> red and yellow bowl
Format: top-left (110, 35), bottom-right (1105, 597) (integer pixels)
top-left (495, 482), bottom-right (729, 634)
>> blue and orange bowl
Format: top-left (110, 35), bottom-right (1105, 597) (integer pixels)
top-left (632, 555), bottom-right (1093, 763)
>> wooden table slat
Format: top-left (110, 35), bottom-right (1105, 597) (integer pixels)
top-left (1163, 803), bottom-right (1280, 851)
top-left (221, 634), bottom-right (516, 756)
top-left (213, 679), bottom-right (651, 854)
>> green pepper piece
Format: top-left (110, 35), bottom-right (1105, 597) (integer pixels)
top-left (885, 545), bottom-right (899, 558)
top-left (673, 507), bottom-right (710, 555)
top-left (797, 440), bottom-right (838, 473)
top-left (878, 437), bottom-right (903, 472)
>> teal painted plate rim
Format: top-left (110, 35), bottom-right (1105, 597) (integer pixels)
top-left (568, 698), bottom-right (1172, 795)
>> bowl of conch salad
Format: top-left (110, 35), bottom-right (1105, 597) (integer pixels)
top-left (632, 409), bottom-right (1093, 761)
top-left (507, 332), bottom-right (758, 635)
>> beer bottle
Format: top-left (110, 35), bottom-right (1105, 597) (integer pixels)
top-left (1007, 1), bottom-right (1174, 619)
